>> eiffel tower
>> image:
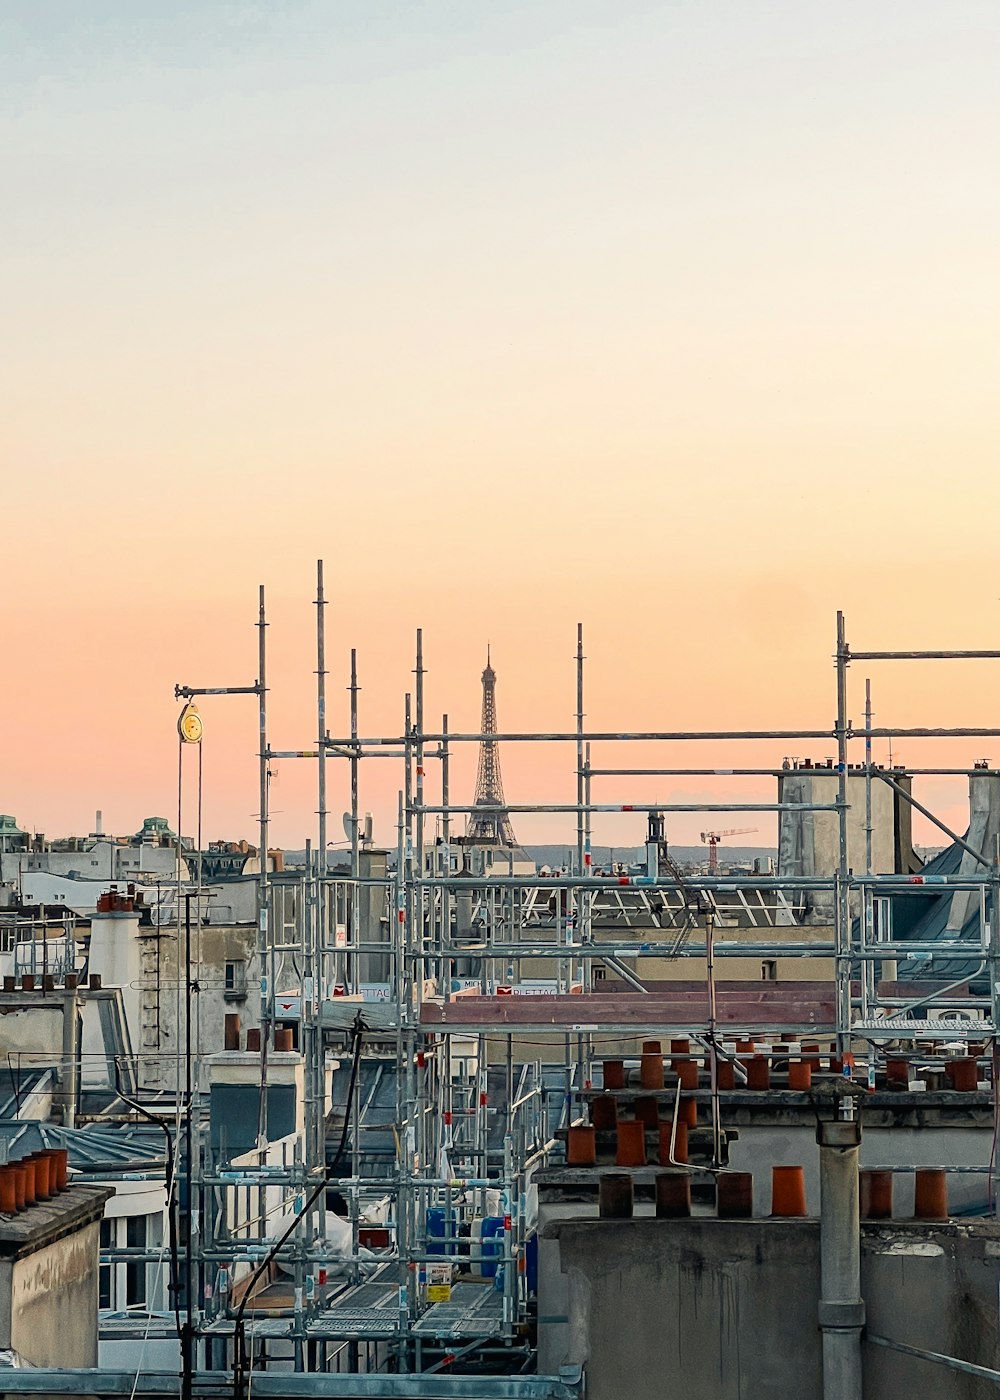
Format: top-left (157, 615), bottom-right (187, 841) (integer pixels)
top-left (467, 649), bottom-right (518, 846)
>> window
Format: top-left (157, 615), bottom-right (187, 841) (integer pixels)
top-left (98, 1213), bottom-right (163, 1311)
top-left (126, 1214), bottom-right (146, 1306)
top-left (761, 960), bottom-right (778, 982)
top-left (99, 1218), bottom-right (113, 1309)
top-left (224, 961), bottom-right (247, 999)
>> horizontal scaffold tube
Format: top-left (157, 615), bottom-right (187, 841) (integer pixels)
top-left (415, 802), bottom-right (841, 814)
top-left (414, 874), bottom-right (997, 889)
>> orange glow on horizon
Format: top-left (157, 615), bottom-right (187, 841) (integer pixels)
top-left (3, 4), bottom-right (999, 853)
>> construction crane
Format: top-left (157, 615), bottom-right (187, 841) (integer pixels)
top-left (700, 827), bottom-right (757, 875)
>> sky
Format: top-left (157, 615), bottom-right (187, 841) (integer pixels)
top-left (3, 1), bottom-right (1000, 853)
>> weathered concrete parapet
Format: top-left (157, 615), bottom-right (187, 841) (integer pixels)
top-left (541, 1216), bottom-right (1000, 1400)
top-left (862, 1219), bottom-right (1000, 1397)
top-left (0, 1184), bottom-right (113, 1368)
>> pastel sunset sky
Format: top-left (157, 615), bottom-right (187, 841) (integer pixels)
top-left (3, 2), bottom-right (999, 852)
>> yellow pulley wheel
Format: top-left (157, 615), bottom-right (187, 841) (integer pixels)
top-left (177, 702), bottom-right (204, 744)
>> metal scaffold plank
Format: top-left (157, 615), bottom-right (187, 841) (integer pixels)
top-left (0, 1371), bottom-right (583, 1399)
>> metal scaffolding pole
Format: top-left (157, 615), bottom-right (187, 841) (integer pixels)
top-left (835, 611), bottom-right (851, 1056)
top-left (257, 585), bottom-right (272, 1147)
top-left (163, 586), bottom-right (1000, 1385)
top-left (350, 648), bottom-right (360, 992)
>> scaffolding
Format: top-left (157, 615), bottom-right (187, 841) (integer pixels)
top-left (95, 569), bottom-right (1000, 1392)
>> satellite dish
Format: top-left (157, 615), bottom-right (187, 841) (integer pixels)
top-left (339, 812), bottom-right (373, 844)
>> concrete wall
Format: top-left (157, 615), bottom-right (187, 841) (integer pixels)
top-left (88, 911), bottom-right (143, 1006)
top-left (777, 769), bottom-right (897, 924)
top-left (7, 1218), bottom-right (103, 1367)
top-left (0, 1003), bottom-right (64, 1061)
top-left (135, 922), bottom-right (260, 1089)
top-left (543, 1217), bottom-right (1000, 1400)
top-left (0, 1189), bottom-right (111, 1371)
top-left (863, 1222), bottom-right (1000, 1399)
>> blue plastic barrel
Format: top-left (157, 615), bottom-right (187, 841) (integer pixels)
top-left (479, 1216), bottom-right (504, 1278)
top-left (425, 1207), bottom-right (455, 1257)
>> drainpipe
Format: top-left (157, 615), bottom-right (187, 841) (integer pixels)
top-left (61, 979), bottom-right (78, 1129)
top-left (817, 1114), bottom-right (864, 1400)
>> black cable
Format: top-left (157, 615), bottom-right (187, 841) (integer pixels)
top-left (111, 1057), bottom-right (184, 1342)
top-left (7, 1054), bottom-right (22, 1118)
top-left (232, 1011), bottom-right (367, 1400)
top-left (182, 892), bottom-right (196, 1400)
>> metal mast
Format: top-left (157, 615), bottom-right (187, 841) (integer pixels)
top-left (467, 649), bottom-right (518, 846)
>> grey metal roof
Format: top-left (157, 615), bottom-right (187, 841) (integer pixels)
top-left (0, 1066), bottom-right (56, 1120)
top-left (0, 1122), bottom-right (167, 1175)
top-left (892, 838), bottom-right (991, 982)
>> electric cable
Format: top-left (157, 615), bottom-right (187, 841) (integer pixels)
top-left (112, 1057), bottom-right (184, 1344)
top-left (126, 1133), bottom-right (182, 1400)
top-left (232, 1010), bottom-right (366, 1400)
top-left (6, 1053), bottom-right (22, 1118)
top-left (988, 1036), bottom-right (999, 1214)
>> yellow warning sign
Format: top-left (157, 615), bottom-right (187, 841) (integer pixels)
top-left (425, 1263), bottom-right (452, 1303)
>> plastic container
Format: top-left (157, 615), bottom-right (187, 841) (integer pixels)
top-left (425, 1207), bottom-right (456, 1257)
top-left (478, 1216), bottom-right (504, 1278)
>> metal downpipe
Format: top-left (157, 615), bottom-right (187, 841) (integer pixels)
top-left (818, 1117), bottom-right (865, 1400)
